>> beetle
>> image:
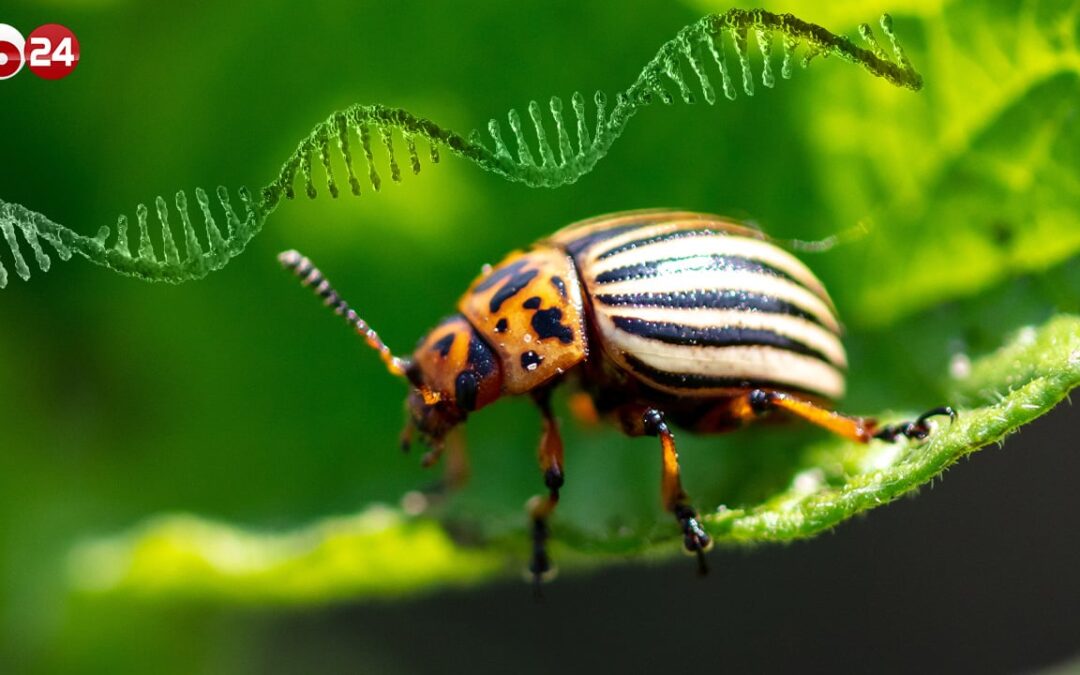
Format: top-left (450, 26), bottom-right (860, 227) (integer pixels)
top-left (279, 209), bottom-right (953, 582)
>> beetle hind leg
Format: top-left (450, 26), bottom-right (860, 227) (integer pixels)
top-left (635, 408), bottom-right (712, 575)
top-left (527, 389), bottom-right (565, 591)
top-left (745, 389), bottom-right (955, 444)
top-left (871, 405), bottom-right (957, 442)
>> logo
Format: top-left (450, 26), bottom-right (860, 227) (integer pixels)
top-left (0, 23), bottom-right (79, 80)
top-left (0, 24), bottom-right (24, 80)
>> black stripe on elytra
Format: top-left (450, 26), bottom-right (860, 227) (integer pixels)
top-left (488, 268), bottom-right (540, 313)
top-left (623, 354), bottom-right (826, 398)
top-left (531, 307), bottom-right (575, 344)
top-left (611, 317), bottom-right (838, 367)
top-left (550, 275), bottom-right (568, 298)
top-left (473, 259), bottom-right (527, 293)
top-left (595, 254), bottom-right (801, 286)
top-left (594, 290), bottom-right (829, 329)
top-left (563, 223), bottom-right (645, 258)
top-left (596, 227), bottom-right (717, 261)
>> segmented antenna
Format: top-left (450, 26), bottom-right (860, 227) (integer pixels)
top-left (1, 10), bottom-right (922, 289)
top-left (277, 249), bottom-right (409, 378)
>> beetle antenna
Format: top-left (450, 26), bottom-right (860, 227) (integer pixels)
top-left (278, 250), bottom-right (410, 378)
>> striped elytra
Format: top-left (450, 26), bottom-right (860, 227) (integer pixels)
top-left (545, 210), bottom-right (846, 401)
top-left (281, 208), bottom-right (953, 584)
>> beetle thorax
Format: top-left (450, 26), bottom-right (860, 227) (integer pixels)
top-left (458, 247), bottom-right (588, 394)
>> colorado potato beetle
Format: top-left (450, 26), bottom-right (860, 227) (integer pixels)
top-left (279, 209), bottom-right (953, 582)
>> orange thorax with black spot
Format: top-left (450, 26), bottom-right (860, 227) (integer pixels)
top-left (459, 248), bottom-right (587, 395)
top-left (412, 315), bottom-right (503, 411)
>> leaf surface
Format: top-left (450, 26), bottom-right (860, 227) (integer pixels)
top-left (69, 315), bottom-right (1079, 602)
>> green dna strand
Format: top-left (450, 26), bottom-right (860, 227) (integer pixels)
top-left (0, 11), bottom-right (921, 289)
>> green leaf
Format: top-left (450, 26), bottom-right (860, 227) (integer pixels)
top-left (68, 507), bottom-right (505, 604)
top-left (686, 3), bottom-right (1080, 328)
top-left (68, 315), bottom-right (1079, 602)
top-left (708, 315), bottom-right (1080, 542)
top-left (800, 0), bottom-right (1080, 326)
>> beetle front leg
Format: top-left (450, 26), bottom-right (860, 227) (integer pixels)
top-left (744, 389), bottom-right (955, 443)
top-left (623, 407), bottom-right (712, 574)
top-left (401, 427), bottom-right (471, 513)
top-left (527, 388), bottom-right (564, 589)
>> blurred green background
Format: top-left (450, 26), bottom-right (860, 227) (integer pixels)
top-left (1, 1), bottom-right (1078, 672)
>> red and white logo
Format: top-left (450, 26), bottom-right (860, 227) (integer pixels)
top-left (0, 23), bottom-right (25, 80)
top-left (26, 23), bottom-right (79, 79)
top-left (0, 22), bottom-right (79, 81)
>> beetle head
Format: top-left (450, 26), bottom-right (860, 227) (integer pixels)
top-left (400, 315), bottom-right (504, 449)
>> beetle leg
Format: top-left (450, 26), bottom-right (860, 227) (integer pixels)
top-left (404, 427), bottom-right (471, 511)
top-left (745, 389), bottom-right (956, 443)
top-left (871, 406), bottom-right (957, 442)
top-left (527, 388), bottom-right (564, 590)
top-left (439, 427), bottom-right (471, 490)
top-left (639, 408), bottom-right (712, 575)
top-left (566, 391), bottom-right (601, 428)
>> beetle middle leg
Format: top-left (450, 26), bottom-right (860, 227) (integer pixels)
top-left (621, 406), bottom-right (713, 574)
top-left (742, 389), bottom-right (955, 443)
top-left (527, 388), bottom-right (564, 588)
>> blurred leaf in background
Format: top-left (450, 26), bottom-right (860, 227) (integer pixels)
top-left (0, 1), bottom-right (1077, 673)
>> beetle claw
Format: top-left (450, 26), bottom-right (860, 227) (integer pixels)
top-left (527, 514), bottom-right (557, 595)
top-left (916, 405), bottom-right (957, 428)
top-left (874, 406), bottom-right (957, 442)
top-left (675, 504), bottom-right (712, 575)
